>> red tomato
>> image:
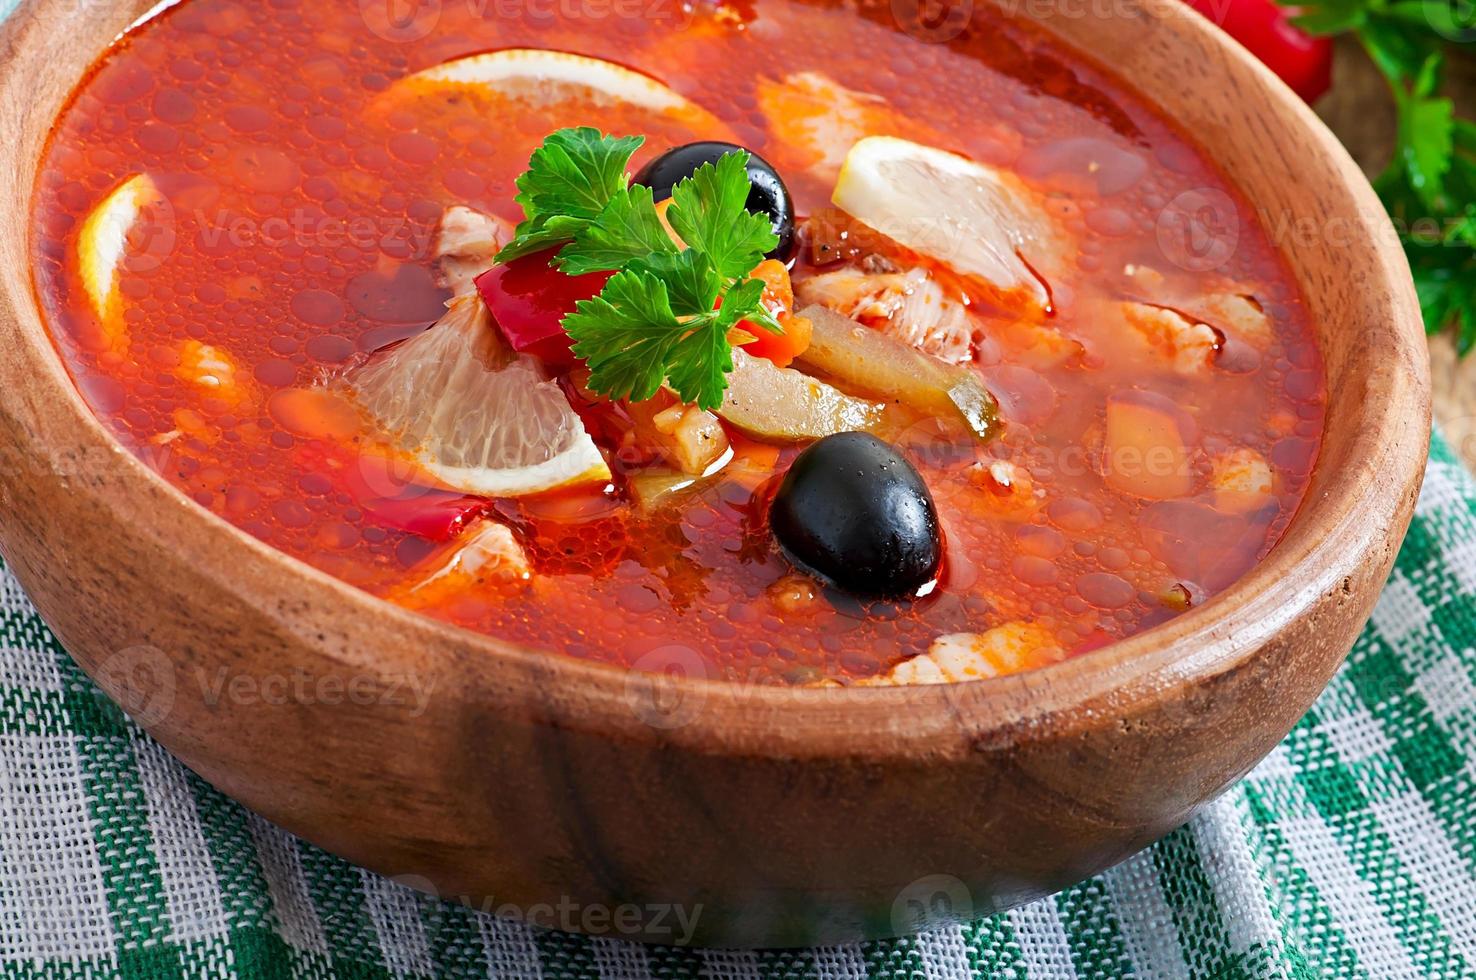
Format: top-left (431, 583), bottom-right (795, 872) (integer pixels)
top-left (474, 250), bottom-right (613, 367)
top-left (1181, 0), bottom-right (1332, 103)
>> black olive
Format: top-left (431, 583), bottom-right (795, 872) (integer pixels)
top-left (633, 141), bottom-right (795, 261)
top-left (769, 432), bottom-right (941, 597)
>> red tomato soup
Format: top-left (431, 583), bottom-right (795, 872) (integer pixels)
top-left (30, 0), bottom-right (1324, 685)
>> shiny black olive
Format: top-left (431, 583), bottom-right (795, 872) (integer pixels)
top-left (633, 141), bottom-right (795, 261)
top-left (769, 432), bottom-right (941, 597)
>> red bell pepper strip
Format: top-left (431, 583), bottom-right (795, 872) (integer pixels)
top-left (358, 490), bottom-right (491, 541)
top-left (474, 250), bottom-right (613, 367)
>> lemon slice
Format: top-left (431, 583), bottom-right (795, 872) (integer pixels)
top-left (385, 48), bottom-right (724, 131)
top-left (341, 294), bottom-right (609, 497)
top-left (74, 173), bottom-right (162, 347)
top-left (832, 136), bottom-right (1058, 310)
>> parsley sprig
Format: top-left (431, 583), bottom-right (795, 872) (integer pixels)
top-left (1285, 0), bottom-right (1476, 350)
top-left (494, 128), bottom-right (783, 408)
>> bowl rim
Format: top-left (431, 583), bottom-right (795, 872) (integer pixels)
top-left (0, 0), bottom-right (1430, 759)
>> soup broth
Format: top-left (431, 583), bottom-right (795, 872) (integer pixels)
top-left (31, 0), bottom-right (1324, 684)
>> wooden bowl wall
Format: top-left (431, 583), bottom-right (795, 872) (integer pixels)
top-left (0, 0), bottom-right (1429, 947)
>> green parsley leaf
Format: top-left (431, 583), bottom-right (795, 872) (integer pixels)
top-left (555, 183), bottom-right (676, 275)
top-left (495, 128), bottom-right (644, 263)
top-left (630, 250), bottom-right (722, 316)
top-left (564, 268), bottom-right (683, 405)
top-left (494, 128), bottom-right (787, 404)
top-left (667, 152), bottom-right (780, 281)
top-left (564, 268), bottom-right (775, 410)
top-left (1403, 93), bottom-right (1454, 210)
top-left (666, 277), bottom-right (771, 409)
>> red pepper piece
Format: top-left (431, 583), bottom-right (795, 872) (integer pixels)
top-left (358, 490), bottom-right (491, 542)
top-left (474, 249), bottom-right (613, 367)
top-left (1180, 0), bottom-right (1332, 103)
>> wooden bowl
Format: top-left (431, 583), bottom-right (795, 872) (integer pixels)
top-left (0, 0), bottom-right (1429, 948)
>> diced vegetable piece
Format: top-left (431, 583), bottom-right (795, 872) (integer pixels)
top-left (743, 313), bottom-right (812, 368)
top-left (175, 340), bottom-right (256, 409)
top-left (796, 304), bottom-right (997, 441)
top-left (627, 399), bottom-right (730, 475)
top-left (628, 467), bottom-right (702, 514)
top-left (718, 347), bottom-right (883, 441)
top-left (737, 259), bottom-right (812, 367)
top-left (473, 249), bottom-right (613, 366)
top-left (268, 387), bottom-right (364, 440)
top-left (766, 573), bottom-right (824, 614)
top-left (1103, 391), bottom-right (1195, 499)
top-left (1160, 582), bottom-right (1194, 611)
top-left (968, 459), bottom-right (1041, 522)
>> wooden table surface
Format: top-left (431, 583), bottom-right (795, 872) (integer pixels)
top-left (1318, 37), bottom-right (1476, 467)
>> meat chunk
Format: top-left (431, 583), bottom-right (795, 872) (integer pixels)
top-left (1210, 448), bottom-right (1275, 513)
top-left (756, 71), bottom-right (891, 180)
top-left (868, 622), bottom-right (1065, 685)
top-left (1117, 302), bottom-right (1220, 375)
top-left (1121, 264), bottom-right (1273, 349)
top-left (392, 519), bottom-right (531, 608)
top-left (967, 459), bottom-right (1041, 521)
top-left (796, 266), bottom-right (973, 364)
top-left (1198, 292), bottom-right (1272, 347)
top-left (434, 205), bottom-right (510, 296)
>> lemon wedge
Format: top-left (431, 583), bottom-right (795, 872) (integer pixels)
top-left (340, 294), bottom-right (609, 498)
top-left (385, 48), bottom-right (724, 132)
top-left (74, 173), bottom-right (162, 348)
top-left (832, 136), bottom-right (1059, 310)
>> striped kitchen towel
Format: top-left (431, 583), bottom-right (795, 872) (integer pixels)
top-left (1, 434), bottom-right (1474, 978)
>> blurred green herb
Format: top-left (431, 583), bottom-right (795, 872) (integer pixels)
top-left (1287, 0), bottom-right (1476, 350)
